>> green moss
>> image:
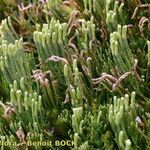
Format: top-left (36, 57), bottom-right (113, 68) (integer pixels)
top-left (0, 0), bottom-right (150, 149)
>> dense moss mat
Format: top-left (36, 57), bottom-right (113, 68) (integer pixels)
top-left (0, 0), bottom-right (150, 150)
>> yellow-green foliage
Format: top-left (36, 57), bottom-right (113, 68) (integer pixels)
top-left (0, 0), bottom-right (150, 150)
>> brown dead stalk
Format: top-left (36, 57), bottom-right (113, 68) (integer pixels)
top-left (92, 59), bottom-right (142, 91)
top-left (131, 4), bottom-right (150, 19)
top-left (0, 102), bottom-right (15, 120)
top-left (31, 70), bottom-right (52, 87)
top-left (47, 56), bottom-right (69, 64)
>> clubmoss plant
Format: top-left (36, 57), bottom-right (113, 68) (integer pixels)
top-left (0, 0), bottom-right (150, 150)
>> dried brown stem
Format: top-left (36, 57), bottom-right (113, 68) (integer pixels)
top-left (131, 4), bottom-right (150, 19)
top-left (92, 59), bottom-right (142, 91)
top-left (47, 56), bottom-right (68, 64)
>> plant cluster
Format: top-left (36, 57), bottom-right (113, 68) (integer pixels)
top-left (0, 0), bottom-right (150, 150)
